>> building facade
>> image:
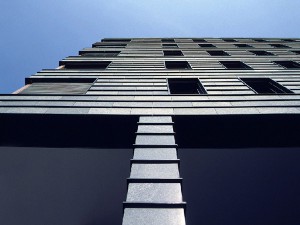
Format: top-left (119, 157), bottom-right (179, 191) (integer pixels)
top-left (1, 38), bottom-right (300, 225)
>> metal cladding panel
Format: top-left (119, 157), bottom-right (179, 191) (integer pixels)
top-left (20, 82), bottom-right (93, 95)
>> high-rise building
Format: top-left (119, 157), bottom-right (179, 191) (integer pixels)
top-left (1, 38), bottom-right (300, 225)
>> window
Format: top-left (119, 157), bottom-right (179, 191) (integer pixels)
top-left (102, 39), bottom-right (131, 42)
top-left (168, 78), bottom-right (207, 94)
top-left (273, 61), bottom-right (300, 69)
top-left (163, 50), bottom-right (183, 56)
top-left (63, 61), bottom-right (111, 69)
top-left (220, 61), bottom-right (252, 70)
top-left (291, 51), bottom-right (300, 55)
top-left (93, 43), bottom-right (127, 48)
top-left (161, 38), bottom-right (175, 42)
top-left (253, 39), bottom-right (267, 42)
top-left (162, 44), bottom-right (178, 48)
top-left (81, 51), bottom-right (120, 57)
top-left (234, 44), bottom-right (252, 48)
top-left (223, 38), bottom-right (237, 42)
top-left (270, 44), bottom-right (289, 48)
top-left (165, 61), bottom-right (191, 69)
top-left (249, 50), bottom-right (274, 56)
top-left (282, 39), bottom-right (295, 42)
top-left (240, 78), bottom-right (293, 94)
top-left (193, 38), bottom-right (207, 42)
top-left (207, 50), bottom-right (230, 56)
top-left (198, 44), bottom-right (216, 48)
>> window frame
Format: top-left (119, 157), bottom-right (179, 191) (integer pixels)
top-left (219, 61), bottom-right (252, 70)
top-left (62, 61), bottom-right (112, 70)
top-left (94, 43), bottom-right (127, 48)
top-left (161, 38), bottom-right (175, 43)
top-left (239, 77), bottom-right (294, 94)
top-left (162, 44), bottom-right (178, 48)
top-left (273, 61), bottom-right (300, 69)
top-left (249, 50), bottom-right (274, 56)
top-left (234, 44), bottom-right (253, 48)
top-left (270, 44), bottom-right (290, 48)
top-left (81, 51), bottom-right (121, 57)
top-left (207, 50), bottom-right (230, 56)
top-left (198, 44), bottom-right (216, 48)
top-left (223, 38), bottom-right (237, 42)
top-left (167, 78), bottom-right (207, 95)
top-left (163, 50), bottom-right (184, 56)
top-left (165, 61), bottom-right (191, 69)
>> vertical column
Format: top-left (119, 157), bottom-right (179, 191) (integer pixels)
top-left (122, 116), bottom-right (186, 225)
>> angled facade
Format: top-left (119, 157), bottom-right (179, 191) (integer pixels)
top-left (1, 38), bottom-right (300, 225)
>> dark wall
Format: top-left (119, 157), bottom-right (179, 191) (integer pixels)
top-left (0, 147), bottom-right (132, 225)
top-left (0, 114), bottom-right (138, 148)
top-left (174, 114), bottom-right (300, 148)
top-left (178, 148), bottom-right (300, 225)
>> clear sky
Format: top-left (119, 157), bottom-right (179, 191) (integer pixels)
top-left (1, 0), bottom-right (300, 93)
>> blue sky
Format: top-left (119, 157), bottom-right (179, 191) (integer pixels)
top-left (1, 0), bottom-right (300, 93)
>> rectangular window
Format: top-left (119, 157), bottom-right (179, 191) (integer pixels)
top-left (81, 51), bottom-right (120, 57)
top-left (240, 78), bottom-right (293, 94)
top-left (207, 50), bottom-right (229, 56)
top-left (165, 61), bottom-right (191, 69)
top-left (220, 61), bottom-right (252, 70)
top-left (273, 61), bottom-right (300, 69)
top-left (249, 50), bottom-right (274, 56)
top-left (282, 39), bottom-right (295, 42)
top-left (162, 44), bottom-right (178, 48)
top-left (270, 44), bottom-right (289, 48)
top-left (223, 38), bottom-right (237, 42)
top-left (161, 38), bottom-right (175, 42)
top-left (102, 39), bottom-right (131, 42)
top-left (235, 44), bottom-right (252, 48)
top-left (193, 38), bottom-right (207, 42)
top-left (163, 50), bottom-right (183, 56)
top-left (63, 61), bottom-right (111, 69)
top-left (199, 44), bottom-right (216, 48)
top-left (168, 78), bottom-right (207, 94)
top-left (93, 43), bottom-right (127, 48)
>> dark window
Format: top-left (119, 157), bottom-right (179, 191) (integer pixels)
top-left (273, 61), bottom-right (300, 69)
top-left (63, 61), bottom-right (111, 69)
top-left (223, 38), bottom-right (237, 42)
top-left (102, 39), bottom-right (131, 42)
top-left (93, 43), bottom-right (127, 48)
top-left (163, 51), bottom-right (183, 56)
top-left (207, 50), bottom-right (230, 56)
top-left (253, 39), bottom-right (267, 42)
top-left (168, 78), bottom-right (207, 94)
top-left (220, 61), bottom-right (252, 70)
top-left (249, 50), bottom-right (274, 56)
top-left (199, 44), bottom-right (216, 48)
top-left (235, 44), bottom-right (252, 48)
top-left (291, 51), bottom-right (300, 55)
top-left (240, 78), bottom-right (293, 94)
top-left (193, 38), bottom-right (207, 43)
top-left (81, 51), bottom-right (120, 57)
top-left (165, 61), bottom-right (191, 69)
top-left (163, 44), bottom-right (178, 48)
top-left (161, 38), bottom-right (175, 42)
top-left (282, 39), bottom-right (295, 42)
top-left (270, 44), bottom-right (289, 48)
